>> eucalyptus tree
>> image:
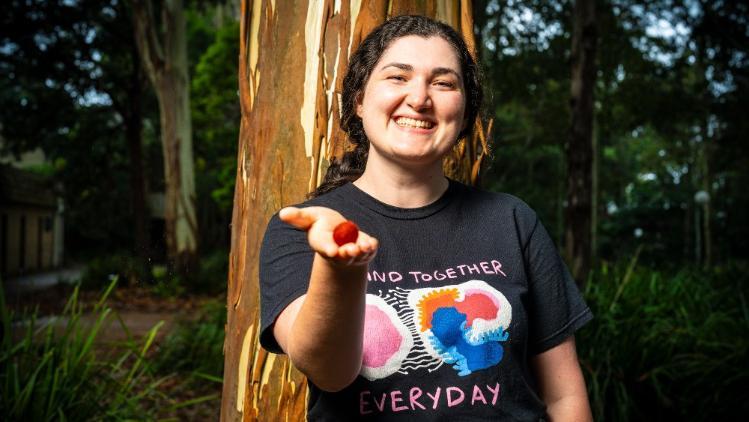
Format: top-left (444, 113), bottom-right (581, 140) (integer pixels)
top-left (220, 1), bottom-right (488, 420)
top-left (131, 0), bottom-right (199, 276)
top-left (566, 0), bottom-right (597, 283)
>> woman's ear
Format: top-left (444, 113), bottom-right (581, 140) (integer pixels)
top-left (355, 93), bottom-right (364, 118)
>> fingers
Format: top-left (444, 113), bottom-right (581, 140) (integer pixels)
top-left (358, 233), bottom-right (379, 255)
top-left (319, 241), bottom-right (340, 259)
top-left (319, 232), bottom-right (378, 267)
top-left (335, 233), bottom-right (378, 264)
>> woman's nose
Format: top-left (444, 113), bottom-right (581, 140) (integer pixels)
top-left (405, 82), bottom-right (432, 110)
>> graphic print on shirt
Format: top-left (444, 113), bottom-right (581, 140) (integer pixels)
top-left (360, 280), bottom-right (512, 381)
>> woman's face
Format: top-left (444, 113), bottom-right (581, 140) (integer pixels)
top-left (356, 35), bottom-right (467, 169)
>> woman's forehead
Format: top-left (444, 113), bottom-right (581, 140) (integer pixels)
top-left (376, 35), bottom-right (461, 73)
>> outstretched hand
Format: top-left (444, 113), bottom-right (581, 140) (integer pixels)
top-left (279, 206), bottom-right (378, 266)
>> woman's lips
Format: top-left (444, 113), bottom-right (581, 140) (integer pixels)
top-left (394, 116), bottom-right (435, 129)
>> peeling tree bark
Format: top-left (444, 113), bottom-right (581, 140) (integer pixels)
top-left (221, 1), bottom-right (486, 420)
top-left (565, 0), bottom-right (597, 285)
top-left (130, 0), bottom-right (198, 276)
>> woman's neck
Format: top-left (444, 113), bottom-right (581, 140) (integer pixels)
top-left (353, 158), bottom-right (449, 208)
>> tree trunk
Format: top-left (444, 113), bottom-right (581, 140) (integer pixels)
top-left (221, 1), bottom-right (485, 420)
top-left (700, 132), bottom-right (712, 268)
top-left (565, 0), bottom-right (597, 285)
top-left (591, 117), bottom-right (598, 269)
top-left (130, 0), bottom-right (198, 276)
top-left (124, 44), bottom-right (151, 267)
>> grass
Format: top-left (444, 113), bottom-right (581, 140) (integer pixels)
top-left (151, 298), bottom-right (225, 380)
top-left (1, 278), bottom-right (166, 421)
top-left (578, 257), bottom-right (749, 421)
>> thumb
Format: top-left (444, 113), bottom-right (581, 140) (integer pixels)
top-left (278, 207), bottom-right (317, 230)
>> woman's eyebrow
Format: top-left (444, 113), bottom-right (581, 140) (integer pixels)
top-left (379, 63), bottom-right (461, 80)
top-left (380, 62), bottom-right (413, 72)
top-left (432, 67), bottom-right (462, 80)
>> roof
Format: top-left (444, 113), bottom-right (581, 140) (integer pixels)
top-left (0, 165), bottom-right (57, 208)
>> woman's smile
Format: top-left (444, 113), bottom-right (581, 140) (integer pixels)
top-left (394, 116), bottom-right (435, 130)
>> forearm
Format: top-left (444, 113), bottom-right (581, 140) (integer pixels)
top-left (288, 253), bottom-right (368, 391)
top-left (545, 394), bottom-right (593, 422)
top-left (532, 337), bottom-right (593, 422)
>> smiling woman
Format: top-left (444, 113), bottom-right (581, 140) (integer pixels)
top-left (258, 15), bottom-right (593, 422)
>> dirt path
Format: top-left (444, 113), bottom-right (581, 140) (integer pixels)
top-left (8, 283), bottom-right (221, 345)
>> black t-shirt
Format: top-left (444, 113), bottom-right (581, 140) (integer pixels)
top-left (259, 180), bottom-right (592, 421)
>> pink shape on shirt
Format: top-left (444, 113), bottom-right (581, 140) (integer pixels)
top-left (362, 304), bottom-right (402, 368)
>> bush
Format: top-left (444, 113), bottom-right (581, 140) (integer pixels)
top-left (190, 249), bottom-right (229, 295)
top-left (150, 265), bottom-right (186, 298)
top-left (80, 254), bottom-right (147, 290)
top-left (151, 299), bottom-right (226, 379)
top-left (578, 257), bottom-right (749, 421)
top-left (0, 279), bottom-right (164, 420)
top-left (147, 250), bottom-right (228, 296)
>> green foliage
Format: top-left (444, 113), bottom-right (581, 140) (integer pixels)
top-left (81, 253), bottom-right (147, 290)
top-left (1, 0), bottom-right (161, 259)
top-left (151, 275), bottom-right (187, 299)
top-left (475, 0), bottom-right (749, 262)
top-left (81, 248), bottom-right (228, 297)
top-left (578, 258), bottom-right (749, 421)
top-left (147, 249), bottom-right (228, 296)
top-left (146, 264), bottom-right (186, 298)
top-left (190, 249), bottom-right (230, 294)
top-left (151, 299), bottom-right (226, 380)
top-left (0, 279), bottom-right (165, 421)
top-left (191, 19), bottom-right (240, 250)
top-left (477, 0), bottom-right (572, 239)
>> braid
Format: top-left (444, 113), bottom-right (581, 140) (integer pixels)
top-left (311, 142), bottom-right (368, 197)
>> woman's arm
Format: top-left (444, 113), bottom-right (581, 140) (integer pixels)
top-left (272, 206), bottom-right (378, 392)
top-left (531, 336), bottom-right (593, 422)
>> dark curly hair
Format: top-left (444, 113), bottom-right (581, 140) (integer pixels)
top-left (310, 14), bottom-right (483, 198)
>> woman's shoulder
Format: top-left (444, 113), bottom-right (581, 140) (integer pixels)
top-left (453, 180), bottom-right (538, 220)
top-left (288, 186), bottom-right (353, 215)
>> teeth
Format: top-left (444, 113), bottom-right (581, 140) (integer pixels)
top-left (395, 117), bottom-right (434, 129)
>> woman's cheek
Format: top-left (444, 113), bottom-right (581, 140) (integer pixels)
top-left (445, 93), bottom-right (467, 117)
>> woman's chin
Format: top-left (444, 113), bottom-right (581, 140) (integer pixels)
top-left (389, 150), bottom-right (445, 168)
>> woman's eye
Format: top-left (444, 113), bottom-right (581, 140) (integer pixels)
top-left (387, 75), bottom-right (407, 82)
top-left (434, 80), bottom-right (455, 88)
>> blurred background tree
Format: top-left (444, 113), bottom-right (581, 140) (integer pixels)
top-left (474, 0), bottom-right (748, 269)
top-left (1, 0), bottom-right (239, 284)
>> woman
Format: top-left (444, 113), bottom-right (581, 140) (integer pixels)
top-left (259, 15), bottom-right (593, 421)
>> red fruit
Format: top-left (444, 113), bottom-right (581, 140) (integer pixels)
top-left (333, 221), bottom-right (359, 246)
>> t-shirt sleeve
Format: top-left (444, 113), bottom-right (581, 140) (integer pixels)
top-left (259, 213), bottom-right (314, 354)
top-left (517, 206), bottom-right (593, 354)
